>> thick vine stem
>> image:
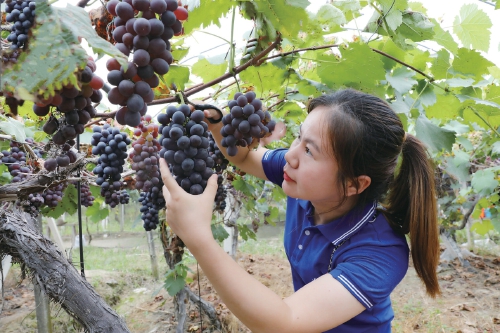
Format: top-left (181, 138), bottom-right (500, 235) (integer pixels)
top-left (0, 156), bottom-right (88, 201)
top-left (148, 34), bottom-right (282, 106)
top-left (0, 209), bottom-right (132, 333)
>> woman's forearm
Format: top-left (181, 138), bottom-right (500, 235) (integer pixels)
top-left (188, 238), bottom-right (294, 333)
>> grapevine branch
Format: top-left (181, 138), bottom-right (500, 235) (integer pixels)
top-left (449, 196), bottom-right (480, 231)
top-left (148, 34), bottom-right (282, 106)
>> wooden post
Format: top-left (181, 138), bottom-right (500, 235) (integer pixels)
top-left (1, 255), bottom-right (12, 283)
top-left (120, 204), bottom-right (125, 232)
top-left (146, 231), bottom-right (159, 280)
top-left (47, 218), bottom-right (65, 251)
top-left (33, 215), bottom-right (52, 333)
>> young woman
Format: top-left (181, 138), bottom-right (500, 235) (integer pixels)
top-left (159, 89), bottom-right (440, 333)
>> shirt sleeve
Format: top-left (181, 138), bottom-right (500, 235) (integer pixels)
top-left (329, 244), bottom-right (409, 309)
top-left (262, 148), bottom-right (288, 187)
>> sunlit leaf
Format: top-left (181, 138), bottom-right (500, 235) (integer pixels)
top-left (453, 4), bottom-right (492, 52)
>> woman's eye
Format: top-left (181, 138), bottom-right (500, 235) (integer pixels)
top-left (305, 147), bottom-right (312, 155)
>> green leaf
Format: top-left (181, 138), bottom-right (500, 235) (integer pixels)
top-left (163, 272), bottom-right (186, 296)
top-left (274, 101), bottom-right (305, 121)
top-left (430, 19), bottom-right (458, 54)
top-left (85, 204), bottom-right (110, 224)
top-left (1, 2), bottom-right (88, 100)
top-left (182, 0), bottom-right (233, 35)
top-left (384, 10), bottom-right (403, 31)
top-left (471, 169), bottom-right (498, 195)
top-left (393, 11), bottom-right (435, 48)
top-left (453, 4), bottom-right (492, 52)
top-left (253, 0), bottom-right (309, 39)
top-left (271, 186), bottom-right (287, 201)
top-left (42, 184), bottom-right (78, 218)
top-left (0, 118), bottom-right (27, 143)
top-left (430, 49), bottom-right (451, 80)
top-left (316, 43), bottom-right (386, 93)
top-left (191, 58), bottom-right (228, 83)
top-left (55, 4), bottom-right (128, 68)
top-left (425, 93), bottom-right (461, 120)
top-left (415, 115), bottom-right (456, 152)
top-left (0, 165), bottom-right (12, 186)
top-left (377, 38), bottom-right (407, 70)
top-left (331, 0), bottom-right (361, 22)
top-left (415, 80), bottom-right (436, 107)
top-left (232, 178), bottom-right (255, 196)
top-left (265, 206), bottom-right (280, 226)
top-left (239, 223), bottom-right (257, 241)
top-left (211, 224), bottom-right (229, 243)
top-left (239, 63), bottom-right (289, 96)
top-left (451, 48), bottom-right (495, 82)
top-left (386, 67), bottom-right (417, 94)
top-left (491, 141), bottom-right (500, 155)
top-left (471, 220), bottom-right (495, 236)
top-left (315, 4), bottom-right (346, 32)
top-left (171, 46), bottom-right (190, 62)
top-left (492, 218), bottom-right (500, 233)
top-left (445, 154), bottom-right (470, 183)
top-left (162, 65), bottom-right (190, 91)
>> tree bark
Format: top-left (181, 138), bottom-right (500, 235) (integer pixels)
top-left (0, 210), bottom-right (131, 333)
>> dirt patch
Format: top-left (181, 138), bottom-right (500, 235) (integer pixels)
top-left (1, 253), bottom-right (500, 332)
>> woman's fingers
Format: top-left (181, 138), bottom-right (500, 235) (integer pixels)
top-left (159, 159), bottom-right (177, 192)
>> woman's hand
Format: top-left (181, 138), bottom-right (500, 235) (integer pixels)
top-left (159, 158), bottom-right (218, 245)
top-left (189, 99), bottom-right (225, 131)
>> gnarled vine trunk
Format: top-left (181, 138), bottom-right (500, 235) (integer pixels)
top-left (0, 210), bottom-right (131, 333)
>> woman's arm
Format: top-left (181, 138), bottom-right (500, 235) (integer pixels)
top-left (160, 160), bottom-right (365, 333)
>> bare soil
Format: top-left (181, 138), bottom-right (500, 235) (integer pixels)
top-left (1, 251), bottom-right (499, 332)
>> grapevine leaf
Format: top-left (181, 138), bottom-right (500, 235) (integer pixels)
top-left (471, 220), bottom-right (495, 236)
top-left (163, 272), bottom-right (186, 296)
top-left (450, 48), bottom-right (495, 82)
top-left (232, 178), bottom-right (255, 196)
top-left (272, 186), bottom-right (287, 201)
top-left (239, 223), bottom-right (256, 241)
top-left (491, 141), bottom-right (500, 155)
top-left (1, 1), bottom-right (87, 100)
top-left (415, 80), bottom-right (436, 107)
top-left (425, 93), bottom-right (461, 120)
top-left (42, 184), bottom-right (78, 218)
top-left (0, 165), bottom-right (12, 186)
top-left (253, 0), bottom-right (309, 39)
top-left (239, 63), bottom-right (288, 96)
top-left (0, 118), bottom-right (27, 143)
top-left (86, 203), bottom-right (110, 224)
top-left (492, 218), bottom-right (500, 233)
top-left (54, 4), bottom-right (128, 68)
top-left (488, 66), bottom-right (500, 80)
top-left (191, 58), bottom-right (228, 83)
top-left (386, 67), bottom-right (417, 94)
top-left (274, 101), bottom-right (305, 121)
top-left (162, 65), bottom-right (190, 91)
top-left (471, 169), bottom-right (498, 195)
top-left (171, 46), bottom-right (190, 62)
top-left (182, 0), bottom-right (233, 35)
top-left (430, 49), bottom-right (451, 80)
top-left (415, 115), bottom-right (456, 152)
top-left (265, 206), bottom-right (280, 226)
top-left (430, 19), bottom-right (458, 54)
top-left (316, 43), bottom-right (386, 93)
top-left (453, 4), bottom-right (492, 52)
top-left (315, 4), bottom-right (345, 32)
top-left (331, 0), bottom-right (361, 22)
top-left (392, 11), bottom-right (435, 49)
top-left (378, 0), bottom-right (408, 11)
top-left (377, 38), bottom-right (407, 70)
top-left (211, 224), bottom-right (229, 243)
top-left (384, 10), bottom-right (403, 31)
top-left (444, 155), bottom-right (470, 183)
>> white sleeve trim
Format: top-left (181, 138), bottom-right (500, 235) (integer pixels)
top-left (338, 274), bottom-right (373, 308)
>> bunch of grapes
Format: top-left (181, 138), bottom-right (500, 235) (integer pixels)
top-left (78, 182), bottom-right (95, 207)
top-left (90, 124), bottom-right (131, 208)
top-left (157, 105), bottom-right (214, 195)
top-left (118, 189), bottom-right (130, 204)
top-left (138, 189), bottom-right (165, 231)
top-left (105, 0), bottom-right (187, 126)
top-left (2, 144), bottom-right (31, 183)
top-left (1, 49), bottom-right (21, 65)
top-left (41, 183), bottom-right (66, 208)
top-left (36, 56), bottom-right (103, 147)
top-left (220, 91), bottom-right (276, 156)
top-left (4, 0), bottom-right (36, 50)
top-left (129, 114), bottom-right (162, 193)
top-left (207, 133), bottom-right (229, 212)
top-left (43, 142), bottom-right (79, 172)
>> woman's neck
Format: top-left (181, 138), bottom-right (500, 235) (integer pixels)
top-left (312, 196), bottom-right (358, 225)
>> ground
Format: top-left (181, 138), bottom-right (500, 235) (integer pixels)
top-left (1, 233), bottom-right (499, 333)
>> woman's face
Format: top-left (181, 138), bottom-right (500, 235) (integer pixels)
top-left (283, 107), bottom-right (344, 208)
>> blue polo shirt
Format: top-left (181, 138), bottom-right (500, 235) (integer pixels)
top-left (262, 149), bottom-right (409, 332)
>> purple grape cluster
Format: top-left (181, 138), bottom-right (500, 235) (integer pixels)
top-left (118, 189), bottom-right (130, 204)
top-left (39, 58), bottom-right (101, 146)
top-left (139, 188), bottom-right (165, 231)
top-left (80, 182), bottom-right (95, 207)
top-left (5, 0), bottom-right (36, 50)
top-left (41, 183), bottom-right (66, 208)
top-left (157, 105), bottom-right (215, 195)
top-left (90, 124), bottom-right (131, 208)
top-left (44, 142), bottom-right (79, 171)
top-left (220, 92), bottom-right (276, 156)
top-left (208, 133), bottom-right (229, 212)
top-left (2, 143), bottom-right (31, 183)
top-left (1, 49), bottom-right (21, 65)
top-left (106, 0), bottom-right (179, 127)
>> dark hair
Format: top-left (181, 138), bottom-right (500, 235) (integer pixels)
top-left (307, 89), bottom-right (440, 297)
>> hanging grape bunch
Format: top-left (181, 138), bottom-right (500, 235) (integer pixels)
top-left (36, 56), bottom-right (103, 159)
top-left (90, 124), bottom-right (131, 208)
top-left (129, 114), bottom-right (162, 192)
top-left (105, 0), bottom-right (187, 127)
top-left (208, 133), bottom-right (229, 212)
top-left (4, 0), bottom-right (36, 50)
top-left (138, 189), bottom-right (165, 231)
top-left (157, 104), bottom-right (214, 195)
top-left (220, 91), bottom-right (276, 156)
top-left (118, 189), bottom-right (130, 204)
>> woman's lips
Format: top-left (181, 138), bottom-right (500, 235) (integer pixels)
top-left (283, 171), bottom-right (294, 182)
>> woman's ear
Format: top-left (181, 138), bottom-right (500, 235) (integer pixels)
top-left (346, 175), bottom-right (371, 197)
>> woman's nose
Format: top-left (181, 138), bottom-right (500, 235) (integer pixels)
top-left (285, 142), bottom-right (299, 168)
